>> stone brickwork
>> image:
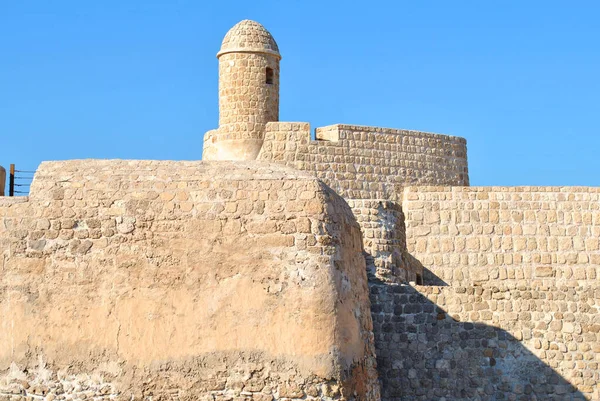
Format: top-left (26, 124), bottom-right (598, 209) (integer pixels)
top-left (205, 20), bottom-right (281, 161)
top-left (370, 283), bottom-right (595, 400)
top-left (402, 186), bottom-right (600, 286)
top-left (366, 186), bottom-right (600, 400)
top-left (254, 122), bottom-right (467, 283)
top-left (0, 160), bottom-right (378, 401)
top-left (258, 123), bottom-right (469, 200)
top-left (203, 20), bottom-right (469, 285)
top-left (3, 18), bottom-right (600, 401)
top-left (346, 200), bottom-right (416, 284)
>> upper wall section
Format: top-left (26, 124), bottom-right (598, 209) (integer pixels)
top-left (258, 123), bottom-right (469, 200)
top-left (403, 186), bottom-right (600, 286)
top-left (0, 159), bottom-right (378, 401)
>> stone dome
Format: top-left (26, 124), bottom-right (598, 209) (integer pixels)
top-left (217, 20), bottom-right (280, 59)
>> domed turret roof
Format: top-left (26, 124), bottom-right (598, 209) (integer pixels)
top-left (217, 20), bottom-right (280, 59)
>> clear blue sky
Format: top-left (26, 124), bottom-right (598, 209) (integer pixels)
top-left (1, 1), bottom-right (599, 187)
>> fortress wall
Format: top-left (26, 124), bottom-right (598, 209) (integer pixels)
top-left (0, 160), bottom-right (378, 401)
top-left (258, 123), bottom-right (467, 283)
top-left (368, 186), bottom-right (600, 399)
top-left (346, 200), bottom-right (419, 284)
top-left (259, 123), bottom-right (469, 201)
top-left (402, 186), bottom-right (600, 286)
top-left (370, 282), bottom-right (598, 400)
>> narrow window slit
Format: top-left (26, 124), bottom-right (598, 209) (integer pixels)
top-left (266, 67), bottom-right (274, 84)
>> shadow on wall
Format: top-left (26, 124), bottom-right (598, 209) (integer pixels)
top-left (404, 253), bottom-right (448, 287)
top-left (368, 275), bottom-right (588, 401)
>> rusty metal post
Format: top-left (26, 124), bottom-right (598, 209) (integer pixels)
top-left (0, 165), bottom-right (5, 196)
top-left (9, 164), bottom-right (15, 197)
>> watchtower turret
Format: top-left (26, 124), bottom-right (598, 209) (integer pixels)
top-left (207, 20), bottom-right (281, 160)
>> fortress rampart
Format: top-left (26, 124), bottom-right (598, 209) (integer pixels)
top-left (256, 122), bottom-right (469, 283)
top-left (403, 186), bottom-right (600, 287)
top-left (1, 19), bottom-right (599, 401)
top-left (0, 160), bottom-right (377, 401)
top-left (369, 186), bottom-right (600, 399)
top-left (257, 122), bottom-right (469, 200)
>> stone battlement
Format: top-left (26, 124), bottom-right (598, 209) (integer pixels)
top-left (257, 122), bottom-right (469, 200)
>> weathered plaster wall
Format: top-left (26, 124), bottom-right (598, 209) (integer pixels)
top-left (0, 160), bottom-right (378, 401)
top-left (258, 122), bottom-right (469, 200)
top-left (366, 186), bottom-right (599, 400)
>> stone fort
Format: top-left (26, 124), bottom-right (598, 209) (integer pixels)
top-left (0, 19), bottom-right (598, 401)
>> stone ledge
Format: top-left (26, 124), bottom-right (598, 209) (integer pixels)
top-left (0, 196), bottom-right (29, 206)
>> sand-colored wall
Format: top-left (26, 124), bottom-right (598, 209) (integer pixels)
top-left (402, 186), bottom-right (600, 286)
top-left (258, 122), bottom-right (469, 200)
top-left (372, 186), bottom-right (600, 400)
top-left (0, 160), bottom-right (378, 401)
top-left (255, 122), bottom-right (467, 282)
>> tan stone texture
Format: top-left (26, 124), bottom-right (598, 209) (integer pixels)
top-left (382, 186), bottom-right (600, 400)
top-left (4, 17), bottom-right (600, 401)
top-left (254, 123), bottom-right (468, 284)
top-left (403, 186), bottom-right (600, 287)
top-left (205, 20), bottom-right (280, 161)
top-left (257, 123), bottom-right (469, 200)
top-left (0, 160), bottom-right (378, 401)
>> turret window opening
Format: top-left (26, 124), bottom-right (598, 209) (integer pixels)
top-left (266, 67), bottom-right (274, 84)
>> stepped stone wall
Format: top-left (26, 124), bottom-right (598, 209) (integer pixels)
top-left (254, 121), bottom-right (600, 399)
top-left (256, 122), bottom-right (468, 283)
top-left (0, 160), bottom-right (378, 401)
top-left (365, 186), bottom-right (600, 400)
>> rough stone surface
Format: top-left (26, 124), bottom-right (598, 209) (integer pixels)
top-left (371, 283), bottom-right (595, 401)
top-left (402, 186), bottom-right (600, 287)
top-left (0, 160), bottom-right (378, 401)
top-left (346, 200), bottom-right (412, 284)
top-left (205, 20), bottom-right (280, 161)
top-left (258, 122), bottom-right (469, 199)
top-left (218, 19), bottom-right (280, 57)
top-left (3, 18), bottom-right (600, 401)
top-left (362, 186), bottom-right (600, 400)
top-left (255, 123), bottom-right (468, 284)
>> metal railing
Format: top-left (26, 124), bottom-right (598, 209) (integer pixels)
top-left (8, 164), bottom-right (35, 196)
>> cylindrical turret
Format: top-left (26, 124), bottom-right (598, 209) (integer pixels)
top-left (208, 20), bottom-right (280, 161)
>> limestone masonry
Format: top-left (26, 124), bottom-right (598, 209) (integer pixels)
top-left (0, 19), bottom-right (598, 401)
